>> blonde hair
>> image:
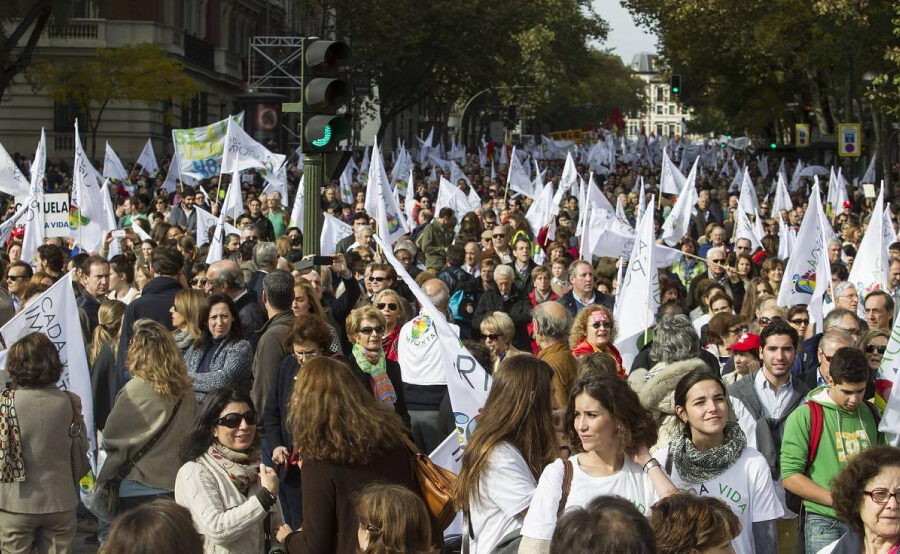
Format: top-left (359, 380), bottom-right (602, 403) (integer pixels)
top-left (126, 319), bottom-right (193, 402)
top-left (89, 300), bottom-right (126, 365)
top-left (346, 305), bottom-right (386, 342)
top-left (479, 311), bottom-right (514, 342)
top-left (173, 289), bottom-right (206, 342)
top-left (293, 278), bottom-right (325, 318)
top-left (275, 236), bottom-right (292, 258)
top-left (373, 289), bottom-right (409, 326)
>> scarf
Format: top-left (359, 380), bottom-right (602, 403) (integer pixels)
top-left (352, 344), bottom-right (397, 407)
top-left (0, 390), bottom-right (25, 483)
top-left (382, 326), bottom-right (401, 362)
top-left (208, 440), bottom-right (261, 496)
top-left (173, 329), bottom-right (194, 352)
top-left (669, 420), bottom-right (747, 484)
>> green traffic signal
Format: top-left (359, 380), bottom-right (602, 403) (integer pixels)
top-left (770, 142), bottom-right (777, 148)
top-left (312, 124), bottom-right (333, 147)
top-left (672, 86), bottom-right (680, 93)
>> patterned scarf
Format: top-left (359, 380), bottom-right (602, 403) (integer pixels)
top-left (352, 343), bottom-right (397, 407)
top-left (0, 390), bottom-right (25, 483)
top-left (669, 420), bottom-right (747, 484)
top-left (208, 440), bottom-right (261, 496)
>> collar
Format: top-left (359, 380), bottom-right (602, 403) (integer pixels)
top-left (755, 369), bottom-right (793, 393)
top-left (573, 290), bottom-right (595, 305)
top-left (232, 289), bottom-right (249, 303)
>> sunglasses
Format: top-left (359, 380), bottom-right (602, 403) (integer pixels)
top-left (376, 302), bottom-right (398, 311)
top-left (215, 410), bottom-right (257, 429)
top-left (591, 321), bottom-right (613, 330)
top-left (790, 318), bottom-right (810, 326)
top-left (483, 333), bottom-right (501, 341)
top-left (710, 258), bottom-right (726, 264)
top-left (368, 276), bottom-right (387, 282)
top-left (493, 234), bottom-right (506, 239)
top-left (191, 278), bottom-right (208, 286)
top-left (866, 344), bottom-right (888, 354)
top-left (6, 275), bottom-right (27, 281)
top-left (758, 317), bottom-right (772, 326)
top-left (359, 326), bottom-right (384, 335)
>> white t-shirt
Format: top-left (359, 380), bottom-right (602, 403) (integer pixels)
top-left (654, 446), bottom-right (784, 554)
top-left (520, 454), bottom-right (658, 541)
top-left (397, 313), bottom-right (459, 385)
top-left (469, 442), bottom-right (536, 554)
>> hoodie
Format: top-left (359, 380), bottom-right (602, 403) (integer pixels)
top-left (780, 385), bottom-right (885, 518)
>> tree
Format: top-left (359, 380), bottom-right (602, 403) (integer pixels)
top-left (27, 43), bottom-right (198, 157)
top-left (0, 0), bottom-right (66, 107)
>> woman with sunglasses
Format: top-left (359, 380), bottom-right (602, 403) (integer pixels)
top-left (175, 386), bottom-right (285, 554)
top-left (787, 305), bottom-right (812, 341)
top-left (184, 294), bottom-right (253, 403)
top-left (858, 329), bottom-right (889, 381)
top-left (345, 305), bottom-right (409, 427)
top-left (479, 312), bottom-right (525, 372)
top-left (374, 289), bottom-right (408, 362)
top-left (263, 316), bottom-right (333, 528)
top-left (569, 305), bottom-right (624, 376)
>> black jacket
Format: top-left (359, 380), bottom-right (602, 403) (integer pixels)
top-left (343, 354), bottom-right (410, 428)
top-left (264, 354), bottom-right (301, 457)
top-left (472, 286), bottom-right (531, 351)
top-left (556, 290), bottom-right (614, 317)
top-left (436, 265), bottom-right (476, 295)
top-left (234, 289), bottom-right (265, 347)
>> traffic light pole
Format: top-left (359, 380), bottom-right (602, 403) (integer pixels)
top-left (302, 153), bottom-right (323, 256)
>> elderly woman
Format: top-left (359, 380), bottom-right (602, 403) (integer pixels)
top-left (628, 314), bottom-right (710, 452)
top-left (184, 294), bottom-right (253, 402)
top-left (822, 446), bottom-right (900, 553)
top-left (859, 328), bottom-right (890, 381)
top-left (345, 305), bottom-right (409, 427)
top-left (479, 311), bottom-right (526, 372)
top-left (569, 304), bottom-right (624, 376)
top-left (0, 333), bottom-right (90, 553)
top-left (374, 289), bottom-right (408, 362)
top-left (263, 315), bottom-right (333, 529)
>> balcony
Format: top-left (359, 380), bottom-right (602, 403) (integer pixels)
top-left (183, 33), bottom-right (214, 70)
top-left (39, 19), bottom-right (106, 48)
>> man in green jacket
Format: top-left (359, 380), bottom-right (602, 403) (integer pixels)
top-left (781, 347), bottom-right (885, 554)
top-left (416, 207), bottom-right (456, 271)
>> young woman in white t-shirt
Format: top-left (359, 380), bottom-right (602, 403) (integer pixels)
top-left (453, 355), bottom-right (558, 554)
top-left (518, 372), bottom-right (678, 553)
top-left (657, 368), bottom-right (783, 554)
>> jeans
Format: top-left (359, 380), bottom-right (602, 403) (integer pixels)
top-left (804, 512), bottom-right (847, 554)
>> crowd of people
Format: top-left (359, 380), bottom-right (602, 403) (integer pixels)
top-left (0, 141), bottom-right (898, 554)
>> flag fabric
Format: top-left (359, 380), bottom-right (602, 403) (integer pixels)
top-left (772, 171), bottom-right (793, 214)
top-left (0, 201), bottom-right (29, 246)
top-left (777, 212), bottom-right (793, 260)
top-left (131, 220), bottom-right (152, 241)
top-left (659, 148), bottom-right (684, 195)
top-left (375, 235), bottom-right (491, 447)
top-left (847, 185), bottom-right (891, 317)
top-left (449, 160), bottom-right (471, 189)
top-left (102, 142), bottom-right (130, 182)
top-left (364, 143), bottom-right (409, 246)
top-left (637, 177), bottom-right (646, 223)
top-left (404, 168), bottom-right (416, 225)
top-left (808, 239), bottom-right (832, 332)
top-left (738, 169), bottom-right (759, 214)
top-left (777, 182), bottom-right (829, 307)
top-left (790, 160), bottom-right (804, 191)
top-left (72, 123), bottom-right (106, 224)
top-left (436, 177), bottom-right (473, 221)
top-left (339, 159), bottom-right (355, 204)
top-left (0, 140), bottom-right (31, 196)
top-left (206, 166), bottom-right (243, 264)
top-left (99, 180), bottom-right (122, 259)
top-left (172, 113), bottom-right (244, 179)
top-left (734, 207), bottom-right (763, 252)
top-left (194, 205), bottom-right (220, 247)
top-left (262, 169), bottom-right (289, 207)
top-left (289, 175), bottom-right (305, 231)
top-left (135, 139), bottom-right (159, 176)
top-left (0, 272), bottom-right (96, 476)
top-left (660, 158), bottom-right (699, 246)
top-left (551, 153), bottom-right (578, 213)
top-left (321, 212), bottom-right (353, 255)
top-left (526, 181), bottom-right (555, 236)
top-left (862, 153), bottom-right (878, 184)
top-left (357, 146), bottom-right (371, 184)
top-left (221, 118), bottom-right (286, 176)
top-left (160, 150), bottom-right (181, 194)
top-left (507, 146), bottom-right (535, 198)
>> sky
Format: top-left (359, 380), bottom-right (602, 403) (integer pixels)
top-left (591, 0), bottom-right (658, 64)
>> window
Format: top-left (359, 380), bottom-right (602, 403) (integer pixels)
top-left (668, 124), bottom-right (675, 136)
top-left (656, 124), bottom-right (663, 136)
top-left (53, 100), bottom-right (80, 132)
top-left (656, 87), bottom-right (664, 102)
top-left (669, 105), bottom-right (676, 115)
top-left (656, 105), bottom-right (663, 114)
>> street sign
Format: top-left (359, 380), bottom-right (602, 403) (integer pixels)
top-left (795, 123), bottom-right (810, 147)
top-left (838, 123), bottom-right (861, 157)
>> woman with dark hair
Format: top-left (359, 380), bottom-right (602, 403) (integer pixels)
top-left (761, 258), bottom-right (785, 296)
top-left (739, 277), bottom-right (774, 322)
top-left (104, 498), bottom-right (204, 554)
top-left (175, 387), bottom-right (284, 554)
top-left (823, 446), bottom-right (900, 553)
top-left (657, 368), bottom-right (782, 554)
top-left (786, 304), bottom-right (812, 341)
top-left (263, 315), bottom-right (333, 528)
top-left (518, 373), bottom-right (677, 551)
top-left (453, 355), bottom-right (557, 553)
top-left (355, 484), bottom-right (434, 554)
top-left (705, 312), bottom-right (744, 370)
top-left (184, 293), bottom-right (253, 402)
top-left (550, 495), bottom-right (657, 554)
top-left (650, 492), bottom-right (741, 554)
top-left (277, 357), bottom-right (424, 554)
top-left (0, 332), bottom-right (89, 554)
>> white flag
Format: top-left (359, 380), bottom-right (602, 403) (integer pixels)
top-left (659, 148), bottom-right (684, 195)
top-left (435, 176), bottom-right (473, 222)
top-left (660, 158), bottom-right (699, 246)
top-left (1, 272), bottom-right (96, 474)
top-left (734, 207), bottom-right (763, 252)
top-left (808, 240), bottom-right (832, 331)
top-left (526, 181), bottom-right (555, 236)
top-left (738, 169), bottom-right (759, 214)
top-left (0, 140), bottom-right (31, 197)
top-left (449, 160), bottom-right (470, 189)
top-left (772, 171), bottom-right (793, 214)
top-left (375, 235), bottom-right (491, 447)
top-left (99, 180), bottom-right (122, 259)
top-left (194, 205), bottom-right (220, 247)
top-left (160, 150), bottom-right (181, 194)
top-left (862, 153), bottom-right (878, 184)
top-left (364, 143), bottom-right (409, 246)
top-left (289, 175), bottom-right (305, 232)
top-left (221, 118), bottom-right (285, 176)
top-left (778, 181), bottom-right (829, 307)
top-left (73, 123), bottom-right (106, 224)
top-left (0, 201), bottom-right (29, 246)
top-left (339, 157), bottom-right (355, 205)
top-left (551, 152), bottom-right (578, 213)
top-left (103, 142), bottom-right (130, 182)
top-left (321, 212), bottom-right (353, 255)
top-left (135, 139), bottom-right (159, 176)
top-left (507, 146), bottom-right (535, 198)
top-left (262, 169), bottom-right (289, 207)
top-left (847, 185), bottom-right (890, 317)
top-left (777, 212), bottom-right (793, 261)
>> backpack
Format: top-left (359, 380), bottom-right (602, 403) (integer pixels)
top-left (806, 400), bottom-right (881, 464)
top-left (449, 281), bottom-right (477, 323)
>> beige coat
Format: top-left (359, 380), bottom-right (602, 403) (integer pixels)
top-left (98, 377), bottom-right (197, 490)
top-left (0, 388), bottom-right (85, 514)
top-left (175, 454), bottom-right (284, 554)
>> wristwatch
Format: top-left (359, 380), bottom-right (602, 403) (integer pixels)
top-left (642, 458), bottom-right (662, 474)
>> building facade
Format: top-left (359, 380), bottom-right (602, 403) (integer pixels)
top-left (624, 52), bottom-right (691, 141)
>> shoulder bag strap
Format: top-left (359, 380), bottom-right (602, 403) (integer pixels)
top-left (557, 459), bottom-right (573, 518)
top-left (806, 400), bottom-right (823, 471)
top-left (65, 391), bottom-right (82, 435)
top-left (116, 400), bottom-right (183, 480)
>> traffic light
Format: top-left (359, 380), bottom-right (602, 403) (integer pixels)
top-left (669, 74), bottom-right (681, 95)
top-left (299, 38), bottom-right (351, 153)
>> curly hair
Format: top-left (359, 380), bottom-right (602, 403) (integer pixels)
top-left (287, 357), bottom-right (406, 465)
top-left (832, 446), bottom-right (900, 534)
top-left (650, 492), bottom-right (741, 554)
top-left (127, 319), bottom-right (193, 402)
top-left (283, 314), bottom-right (332, 352)
top-left (569, 304), bottom-right (616, 349)
top-left (565, 372), bottom-right (658, 454)
top-left (7, 332), bottom-right (63, 388)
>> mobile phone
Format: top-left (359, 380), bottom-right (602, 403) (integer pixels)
top-left (112, 230), bottom-right (126, 238)
top-left (312, 256), bottom-right (334, 266)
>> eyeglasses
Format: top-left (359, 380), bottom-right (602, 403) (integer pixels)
top-left (376, 302), bottom-right (398, 311)
top-left (591, 321), bottom-right (613, 330)
top-left (483, 333), bottom-right (501, 341)
top-left (836, 325), bottom-right (861, 336)
top-left (215, 410), bottom-right (258, 429)
top-left (727, 327), bottom-right (743, 335)
top-left (293, 349), bottom-right (319, 361)
top-left (493, 234), bottom-right (506, 239)
top-left (359, 326), bottom-right (384, 335)
top-left (6, 275), bottom-right (27, 281)
top-left (710, 258), bottom-right (726, 264)
top-left (790, 318), bottom-right (810, 326)
top-left (368, 276), bottom-right (387, 282)
top-left (758, 317), bottom-right (772, 326)
top-left (864, 489), bottom-right (900, 504)
top-left (866, 344), bottom-right (888, 354)
top-left (191, 278), bottom-right (208, 286)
